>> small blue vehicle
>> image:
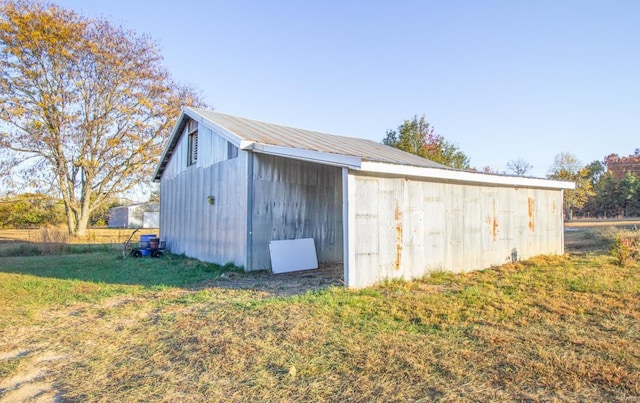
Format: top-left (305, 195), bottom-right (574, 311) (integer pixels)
top-left (123, 230), bottom-right (165, 258)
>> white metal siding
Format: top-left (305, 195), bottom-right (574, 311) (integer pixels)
top-left (127, 204), bottom-right (145, 228)
top-left (143, 212), bottom-right (159, 228)
top-left (160, 137), bottom-right (248, 268)
top-left (250, 154), bottom-right (343, 271)
top-left (109, 204), bottom-right (159, 228)
top-left (198, 126), bottom-right (234, 168)
top-left (348, 171), bottom-right (564, 288)
top-left (157, 110), bottom-right (571, 286)
top-left (162, 125), bottom-right (232, 181)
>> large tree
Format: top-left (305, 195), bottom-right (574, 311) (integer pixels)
top-left (618, 171), bottom-right (640, 217)
top-left (0, 0), bottom-right (204, 235)
top-left (593, 172), bottom-right (622, 217)
top-left (383, 114), bottom-right (471, 169)
top-left (547, 152), bottom-right (593, 220)
top-left (584, 160), bottom-right (606, 186)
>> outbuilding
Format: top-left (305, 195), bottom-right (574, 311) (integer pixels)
top-left (108, 202), bottom-right (159, 229)
top-left (154, 108), bottom-right (574, 288)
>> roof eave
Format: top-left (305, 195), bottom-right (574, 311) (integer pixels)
top-left (153, 107), bottom-right (249, 182)
top-left (245, 142), bottom-right (361, 169)
top-left (153, 109), bottom-right (189, 182)
top-left (359, 161), bottom-right (576, 190)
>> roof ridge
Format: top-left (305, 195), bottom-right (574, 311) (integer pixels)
top-left (175, 107), bottom-right (450, 171)
top-left (186, 107), bottom-right (381, 144)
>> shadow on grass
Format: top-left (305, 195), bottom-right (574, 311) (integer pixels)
top-left (0, 245), bottom-right (346, 298)
top-left (0, 242), bottom-right (118, 258)
top-left (0, 248), bottom-right (239, 288)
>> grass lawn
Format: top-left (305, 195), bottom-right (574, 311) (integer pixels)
top-left (0, 231), bottom-right (639, 401)
top-left (0, 252), bottom-right (233, 328)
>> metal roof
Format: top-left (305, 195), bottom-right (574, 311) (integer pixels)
top-left (189, 108), bottom-right (449, 169)
top-left (153, 108), bottom-right (574, 190)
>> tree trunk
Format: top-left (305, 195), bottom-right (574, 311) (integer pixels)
top-left (64, 205), bottom-right (75, 236)
top-left (75, 189), bottom-right (93, 236)
top-left (75, 210), bottom-right (90, 236)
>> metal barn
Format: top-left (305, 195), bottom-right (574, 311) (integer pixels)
top-left (154, 108), bottom-right (573, 288)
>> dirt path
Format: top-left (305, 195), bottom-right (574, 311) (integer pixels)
top-left (0, 349), bottom-right (65, 402)
top-left (0, 294), bottom-right (156, 402)
top-left (194, 263), bottom-right (344, 296)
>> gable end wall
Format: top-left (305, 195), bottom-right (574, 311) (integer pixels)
top-left (160, 124), bottom-right (248, 267)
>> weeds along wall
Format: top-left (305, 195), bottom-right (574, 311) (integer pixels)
top-left (346, 171), bottom-right (564, 288)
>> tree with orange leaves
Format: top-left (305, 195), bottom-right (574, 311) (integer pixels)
top-left (0, 0), bottom-right (204, 235)
top-left (382, 114), bottom-right (470, 169)
top-left (604, 149), bottom-right (640, 179)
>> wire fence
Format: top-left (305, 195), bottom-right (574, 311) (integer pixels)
top-left (0, 228), bottom-right (160, 245)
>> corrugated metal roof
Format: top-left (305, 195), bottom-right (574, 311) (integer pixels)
top-left (190, 108), bottom-right (449, 169)
top-left (154, 108), bottom-right (574, 189)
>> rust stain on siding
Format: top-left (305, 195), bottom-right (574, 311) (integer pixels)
top-left (395, 200), bottom-right (403, 271)
top-left (484, 199), bottom-right (499, 241)
top-left (528, 197), bottom-right (535, 231)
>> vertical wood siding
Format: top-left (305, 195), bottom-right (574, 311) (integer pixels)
top-left (250, 154), bottom-right (343, 271)
top-left (160, 126), bottom-right (248, 267)
top-left (348, 172), bottom-right (564, 288)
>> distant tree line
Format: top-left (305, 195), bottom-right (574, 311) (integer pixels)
top-left (0, 194), bottom-right (121, 229)
top-left (579, 150), bottom-right (640, 218)
top-left (547, 150), bottom-right (640, 220)
top-left (382, 116), bottom-right (639, 221)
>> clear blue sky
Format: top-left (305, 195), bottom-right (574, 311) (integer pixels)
top-left (56, 0), bottom-right (639, 177)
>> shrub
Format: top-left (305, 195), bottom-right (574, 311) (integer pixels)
top-left (610, 230), bottom-right (640, 266)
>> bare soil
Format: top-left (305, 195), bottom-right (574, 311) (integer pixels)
top-left (194, 264), bottom-right (344, 297)
top-left (0, 349), bottom-right (65, 402)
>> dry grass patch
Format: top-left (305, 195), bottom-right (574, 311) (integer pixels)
top-left (0, 228), bottom-right (160, 257)
top-left (0, 228), bottom-right (159, 244)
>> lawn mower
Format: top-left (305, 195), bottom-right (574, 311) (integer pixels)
top-left (122, 229), bottom-right (166, 258)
